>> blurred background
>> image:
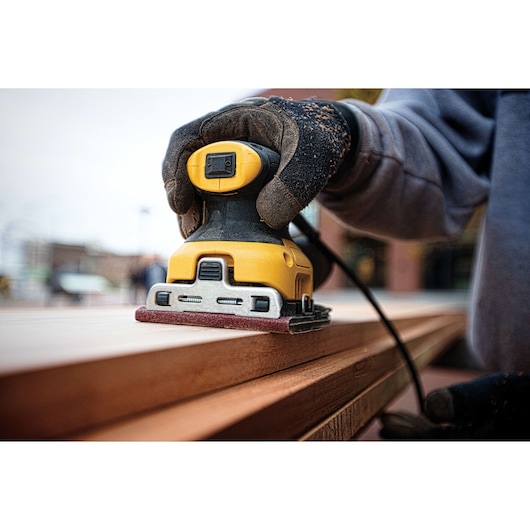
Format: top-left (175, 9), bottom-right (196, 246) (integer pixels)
top-left (0, 88), bottom-right (482, 308)
top-left (0, 88), bottom-right (254, 306)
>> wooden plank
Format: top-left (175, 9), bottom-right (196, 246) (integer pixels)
top-left (0, 308), bottom-right (437, 439)
top-left (300, 318), bottom-right (465, 440)
top-left (0, 299), bottom-right (466, 374)
top-left (209, 320), bottom-right (464, 441)
top-left (0, 298), bottom-right (466, 440)
top-left (72, 314), bottom-right (465, 441)
top-left (0, 307), bottom-right (259, 373)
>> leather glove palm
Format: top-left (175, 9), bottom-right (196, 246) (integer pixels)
top-left (162, 96), bottom-right (356, 237)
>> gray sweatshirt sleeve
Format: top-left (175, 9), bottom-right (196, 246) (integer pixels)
top-left (318, 89), bottom-right (495, 241)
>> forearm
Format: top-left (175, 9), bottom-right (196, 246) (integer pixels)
top-left (318, 90), bottom-right (494, 241)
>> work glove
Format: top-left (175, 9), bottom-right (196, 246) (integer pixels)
top-left (379, 372), bottom-right (530, 440)
top-left (162, 96), bottom-right (358, 238)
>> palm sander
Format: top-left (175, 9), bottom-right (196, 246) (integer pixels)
top-left (135, 140), bottom-right (331, 333)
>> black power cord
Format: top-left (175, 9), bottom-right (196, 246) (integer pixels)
top-left (293, 213), bottom-right (426, 415)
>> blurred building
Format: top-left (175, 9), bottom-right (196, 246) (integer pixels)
top-left (24, 241), bottom-right (142, 285)
top-left (15, 240), bottom-right (149, 304)
top-left (255, 89), bottom-right (482, 293)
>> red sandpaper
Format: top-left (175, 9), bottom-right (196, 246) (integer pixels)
top-left (135, 306), bottom-right (293, 333)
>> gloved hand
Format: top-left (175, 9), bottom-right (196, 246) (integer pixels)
top-left (379, 372), bottom-right (530, 440)
top-left (162, 96), bottom-right (358, 238)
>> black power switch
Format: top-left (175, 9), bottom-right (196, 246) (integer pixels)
top-left (205, 152), bottom-right (236, 178)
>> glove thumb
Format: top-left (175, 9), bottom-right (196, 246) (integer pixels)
top-left (256, 177), bottom-right (302, 229)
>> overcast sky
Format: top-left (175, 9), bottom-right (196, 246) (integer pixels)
top-left (0, 88), bottom-right (259, 261)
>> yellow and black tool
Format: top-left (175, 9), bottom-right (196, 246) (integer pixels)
top-left (135, 140), bottom-right (331, 333)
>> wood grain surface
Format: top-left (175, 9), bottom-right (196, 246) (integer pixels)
top-left (0, 299), bottom-right (467, 440)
